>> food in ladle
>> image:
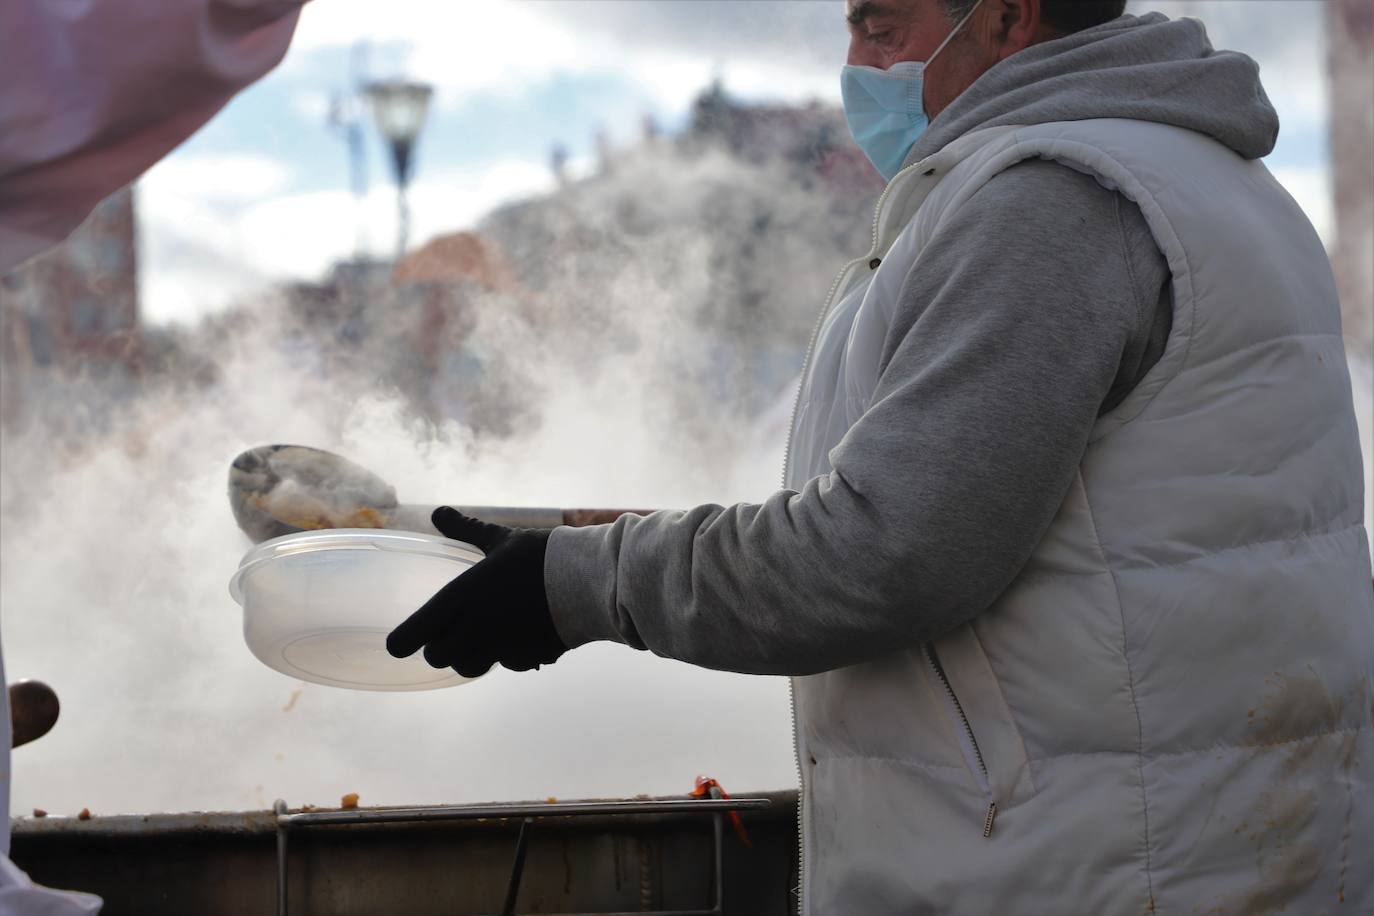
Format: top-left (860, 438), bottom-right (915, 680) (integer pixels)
top-left (249, 481), bottom-right (391, 530)
top-left (237, 446), bottom-right (398, 532)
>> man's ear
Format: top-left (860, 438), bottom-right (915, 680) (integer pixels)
top-left (991, 0), bottom-right (1043, 60)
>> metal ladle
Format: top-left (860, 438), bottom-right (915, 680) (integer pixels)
top-left (228, 444), bottom-right (648, 544)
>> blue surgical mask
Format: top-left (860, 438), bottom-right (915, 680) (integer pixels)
top-left (841, 0), bottom-right (983, 181)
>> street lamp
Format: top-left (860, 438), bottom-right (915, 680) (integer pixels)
top-left (363, 79), bottom-right (434, 260)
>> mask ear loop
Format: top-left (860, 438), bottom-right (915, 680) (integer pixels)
top-left (927, 0), bottom-right (984, 66)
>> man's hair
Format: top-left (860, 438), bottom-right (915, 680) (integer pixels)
top-left (942, 0), bottom-right (1127, 35)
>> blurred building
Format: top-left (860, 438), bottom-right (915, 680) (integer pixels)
top-left (389, 231), bottom-right (525, 427)
top-left (283, 234), bottom-right (514, 350)
top-left (686, 81), bottom-right (884, 195)
top-left (0, 189), bottom-right (142, 426)
top-left (389, 231), bottom-right (516, 374)
top-left (281, 257), bottom-right (394, 348)
top-left (1327, 0), bottom-right (1374, 352)
top-left (270, 233), bottom-right (523, 429)
top-left (393, 231), bottom-right (519, 293)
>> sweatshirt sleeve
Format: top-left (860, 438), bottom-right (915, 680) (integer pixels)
top-left (545, 160), bottom-right (1171, 676)
top-left (0, 0), bottom-right (303, 271)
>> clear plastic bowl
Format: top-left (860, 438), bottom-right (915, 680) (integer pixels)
top-left (229, 529), bottom-right (485, 691)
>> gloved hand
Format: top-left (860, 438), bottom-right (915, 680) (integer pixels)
top-left (386, 506), bottom-right (568, 677)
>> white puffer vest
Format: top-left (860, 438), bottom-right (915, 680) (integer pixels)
top-left (786, 119), bottom-right (1374, 914)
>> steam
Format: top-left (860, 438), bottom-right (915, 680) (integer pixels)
top-left (1, 142), bottom-right (862, 816)
top-left (4, 46), bottom-right (1368, 819)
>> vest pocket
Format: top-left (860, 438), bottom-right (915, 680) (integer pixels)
top-left (923, 625), bottom-right (1037, 836)
top-left (923, 642), bottom-right (998, 836)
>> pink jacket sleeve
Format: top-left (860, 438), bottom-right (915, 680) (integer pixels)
top-left (0, 0), bottom-right (304, 271)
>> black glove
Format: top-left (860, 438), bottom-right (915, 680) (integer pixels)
top-left (386, 506), bottom-right (567, 677)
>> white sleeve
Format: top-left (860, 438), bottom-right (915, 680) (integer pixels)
top-left (0, 0), bottom-right (304, 271)
top-left (0, 854), bottom-right (103, 915)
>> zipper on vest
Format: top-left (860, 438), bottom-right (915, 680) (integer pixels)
top-left (787, 678), bottom-right (807, 915)
top-left (924, 643), bottom-right (998, 838)
top-left (781, 157), bottom-right (931, 490)
top-left (782, 161), bottom-right (942, 916)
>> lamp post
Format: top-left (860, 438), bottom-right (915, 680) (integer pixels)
top-left (329, 42), bottom-right (372, 262)
top-left (363, 79), bottom-right (434, 261)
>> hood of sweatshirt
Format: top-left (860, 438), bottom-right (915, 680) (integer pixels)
top-left (903, 12), bottom-right (1279, 169)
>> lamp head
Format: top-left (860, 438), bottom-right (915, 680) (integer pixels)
top-left (364, 80), bottom-right (434, 185)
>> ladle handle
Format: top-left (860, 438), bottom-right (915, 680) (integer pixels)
top-left (559, 508), bottom-right (654, 527)
top-left (390, 504), bottom-right (652, 534)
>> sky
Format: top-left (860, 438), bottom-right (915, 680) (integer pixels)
top-left (137, 0), bottom-right (1337, 325)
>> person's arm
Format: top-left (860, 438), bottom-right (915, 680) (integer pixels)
top-left (544, 160), bottom-right (1170, 675)
top-left (0, 0), bottom-right (303, 271)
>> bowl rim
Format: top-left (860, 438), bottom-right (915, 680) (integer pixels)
top-left (228, 528), bottom-right (484, 606)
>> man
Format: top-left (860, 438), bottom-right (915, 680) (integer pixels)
top-left (391, 1), bottom-right (1374, 912)
top-left (0, 2), bottom-right (302, 910)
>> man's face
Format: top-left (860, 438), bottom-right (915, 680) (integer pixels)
top-left (844, 0), bottom-right (1000, 121)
